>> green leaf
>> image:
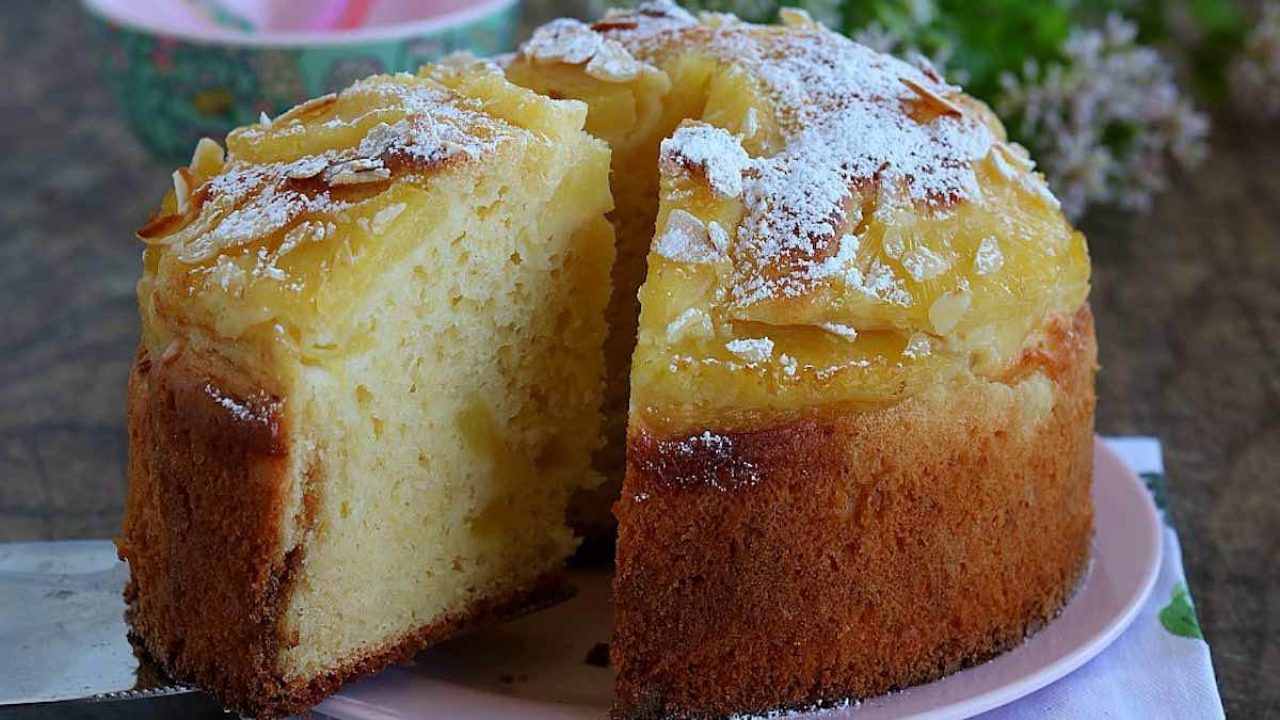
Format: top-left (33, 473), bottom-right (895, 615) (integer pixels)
top-left (1159, 582), bottom-right (1204, 640)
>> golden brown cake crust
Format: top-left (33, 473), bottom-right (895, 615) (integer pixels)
top-left (119, 345), bottom-right (571, 719)
top-left (612, 305), bottom-right (1098, 719)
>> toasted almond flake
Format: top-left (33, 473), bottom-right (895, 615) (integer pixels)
top-left (136, 212), bottom-right (188, 242)
top-left (160, 339), bottom-right (183, 365)
top-left (440, 139), bottom-right (477, 159)
top-left (707, 220), bottom-right (730, 253)
top-left (997, 141), bottom-right (1035, 171)
top-left (973, 236), bottom-right (1004, 275)
top-left (592, 16), bottom-right (639, 31)
top-left (334, 158), bottom-right (381, 173)
top-left (740, 106), bottom-right (759, 140)
top-left (330, 169), bottom-right (392, 185)
top-left (523, 18), bottom-right (643, 82)
top-left (172, 167), bottom-right (195, 215)
top-left (903, 332), bottom-right (933, 358)
top-left (661, 123), bottom-right (749, 198)
top-left (1028, 174), bottom-right (1062, 209)
top-left (819, 322), bottom-right (859, 341)
top-left (666, 308), bottom-right (714, 343)
top-left (900, 76), bottom-right (964, 118)
top-left (286, 155), bottom-right (329, 180)
top-left (928, 289), bottom-right (971, 334)
top-left (902, 246), bottom-right (950, 281)
top-left (778, 7), bottom-right (818, 28)
top-left (325, 158), bottom-right (391, 186)
top-left (189, 138), bottom-right (225, 175)
top-left (585, 41), bottom-right (642, 82)
top-left (654, 209), bottom-right (722, 263)
top-left (279, 93), bottom-right (337, 123)
top-left (369, 203), bottom-right (406, 235)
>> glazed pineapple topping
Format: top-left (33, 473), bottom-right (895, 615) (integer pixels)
top-left (509, 3), bottom-right (1090, 434)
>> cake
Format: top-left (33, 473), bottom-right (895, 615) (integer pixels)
top-left (118, 66), bottom-right (614, 718)
top-left (509, 5), bottom-right (1096, 718)
top-left (122, 5), bottom-right (1097, 718)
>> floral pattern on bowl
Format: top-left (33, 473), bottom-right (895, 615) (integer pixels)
top-left (84, 0), bottom-right (519, 162)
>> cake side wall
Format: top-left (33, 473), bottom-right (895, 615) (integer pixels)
top-left (612, 305), bottom-right (1098, 719)
top-left (119, 343), bottom-right (300, 716)
top-left (120, 332), bottom-right (586, 719)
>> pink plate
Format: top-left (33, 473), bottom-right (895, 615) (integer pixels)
top-left (313, 439), bottom-right (1162, 720)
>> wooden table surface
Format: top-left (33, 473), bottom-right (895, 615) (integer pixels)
top-left (1, 2), bottom-right (1275, 717)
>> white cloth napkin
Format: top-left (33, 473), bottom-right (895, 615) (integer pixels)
top-left (978, 437), bottom-right (1225, 719)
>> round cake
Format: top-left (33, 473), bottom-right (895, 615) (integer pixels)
top-left (509, 4), bottom-right (1096, 717)
top-left (119, 3), bottom-right (1097, 717)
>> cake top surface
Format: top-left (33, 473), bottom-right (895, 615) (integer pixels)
top-left (136, 67), bottom-right (596, 355)
top-left (521, 3), bottom-right (1048, 312)
top-left (138, 72), bottom-right (520, 271)
top-left (516, 3), bottom-right (1091, 430)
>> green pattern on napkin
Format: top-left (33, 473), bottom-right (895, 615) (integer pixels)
top-left (1140, 471), bottom-right (1171, 525)
top-left (1160, 582), bottom-right (1204, 640)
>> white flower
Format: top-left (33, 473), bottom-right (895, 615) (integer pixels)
top-left (997, 15), bottom-right (1208, 219)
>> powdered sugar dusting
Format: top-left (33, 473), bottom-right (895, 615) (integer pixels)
top-left (653, 209), bottom-right (724, 263)
top-left (661, 123), bottom-right (750, 198)
top-left (151, 75), bottom-right (516, 277)
top-left (203, 382), bottom-right (279, 429)
top-left (725, 337), bottom-right (774, 363)
top-left (601, 8), bottom-right (998, 308)
top-left (973, 236), bottom-right (1004, 275)
top-left (727, 696), bottom-right (860, 719)
top-left (647, 429), bottom-right (761, 491)
top-left (522, 17), bottom-right (644, 82)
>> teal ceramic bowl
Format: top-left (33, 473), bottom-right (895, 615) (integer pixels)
top-left (82, 0), bottom-right (520, 162)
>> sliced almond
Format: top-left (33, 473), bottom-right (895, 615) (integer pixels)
top-left (928, 289), bottom-right (971, 335)
top-left (160, 339), bottom-right (183, 365)
top-left (189, 138), bottom-right (225, 176)
top-left (819, 323), bottom-right (859, 341)
top-left (778, 8), bottom-right (818, 28)
top-left (900, 76), bottom-right (964, 118)
top-left (591, 16), bottom-right (638, 32)
top-left (973, 236), bottom-right (1004, 275)
top-left (524, 18), bottom-right (642, 83)
top-left (286, 155), bottom-right (330, 180)
top-left (171, 167), bottom-right (195, 215)
top-left (278, 93), bottom-right (338, 124)
top-left (665, 308), bottom-right (714, 344)
top-left (328, 168), bottom-right (392, 186)
top-left (584, 42), bottom-right (642, 82)
top-left (653, 209), bottom-right (721, 264)
top-left (903, 332), bottom-right (933, 359)
top-left (324, 158), bottom-right (391, 186)
top-left (136, 212), bottom-right (188, 242)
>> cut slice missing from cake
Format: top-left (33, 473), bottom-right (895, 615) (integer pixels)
top-left (119, 64), bottom-right (614, 718)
